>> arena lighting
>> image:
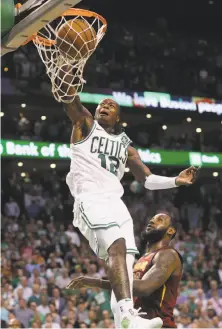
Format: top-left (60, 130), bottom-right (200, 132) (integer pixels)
top-left (0, 112), bottom-right (4, 117)
top-left (21, 103), bottom-right (26, 108)
top-left (196, 128), bottom-right (202, 133)
top-left (213, 172), bottom-right (219, 177)
top-left (17, 162), bottom-right (23, 167)
top-left (50, 163), bottom-right (56, 169)
top-left (146, 114), bottom-right (152, 119)
top-left (122, 122), bottom-right (128, 127)
top-left (41, 116), bottom-right (47, 121)
top-left (162, 125), bottom-right (167, 130)
top-left (21, 172), bottom-right (26, 177)
top-left (186, 117), bottom-right (192, 122)
top-left (125, 167), bottom-right (130, 172)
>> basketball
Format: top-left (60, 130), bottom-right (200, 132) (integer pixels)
top-left (56, 19), bottom-right (97, 60)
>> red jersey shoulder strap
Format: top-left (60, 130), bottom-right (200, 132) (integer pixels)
top-left (144, 246), bottom-right (183, 267)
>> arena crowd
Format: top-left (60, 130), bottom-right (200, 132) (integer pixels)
top-left (1, 170), bottom-right (222, 328)
top-left (2, 18), bottom-right (222, 99)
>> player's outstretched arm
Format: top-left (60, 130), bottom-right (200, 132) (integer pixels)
top-left (66, 276), bottom-right (111, 291)
top-left (66, 250), bottom-right (182, 296)
top-left (133, 249), bottom-right (181, 297)
top-left (57, 65), bottom-right (94, 128)
top-left (127, 146), bottom-right (200, 189)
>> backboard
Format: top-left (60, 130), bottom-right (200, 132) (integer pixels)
top-left (1, 0), bottom-right (82, 56)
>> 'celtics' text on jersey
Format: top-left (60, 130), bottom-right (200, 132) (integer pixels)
top-left (67, 121), bottom-right (131, 198)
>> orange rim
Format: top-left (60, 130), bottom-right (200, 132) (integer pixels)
top-left (23, 8), bottom-right (107, 47)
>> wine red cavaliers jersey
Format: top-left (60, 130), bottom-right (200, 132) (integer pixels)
top-left (134, 246), bottom-right (183, 328)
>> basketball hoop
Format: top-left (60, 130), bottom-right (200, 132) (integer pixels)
top-left (26, 8), bottom-right (107, 103)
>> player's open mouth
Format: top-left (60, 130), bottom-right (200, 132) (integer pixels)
top-left (100, 108), bottom-right (109, 116)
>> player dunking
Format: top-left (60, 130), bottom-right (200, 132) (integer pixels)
top-left (67, 213), bottom-right (182, 328)
top-left (59, 65), bottom-right (198, 329)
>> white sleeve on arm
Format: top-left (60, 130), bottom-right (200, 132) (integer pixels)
top-left (144, 174), bottom-right (177, 190)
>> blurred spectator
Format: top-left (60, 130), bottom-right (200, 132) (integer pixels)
top-left (37, 295), bottom-right (50, 316)
top-left (55, 269), bottom-right (71, 289)
top-left (42, 313), bottom-right (61, 329)
top-left (206, 280), bottom-right (222, 298)
top-left (97, 310), bottom-right (113, 328)
top-left (77, 302), bottom-right (89, 323)
top-left (29, 301), bottom-right (45, 326)
top-left (28, 283), bottom-right (41, 305)
top-left (65, 224), bottom-right (80, 247)
top-left (26, 200), bottom-right (42, 219)
top-left (14, 277), bottom-right (32, 301)
top-left (4, 197), bottom-right (20, 219)
top-left (0, 299), bottom-right (9, 324)
top-left (14, 299), bottom-right (34, 328)
top-left (51, 287), bottom-right (66, 315)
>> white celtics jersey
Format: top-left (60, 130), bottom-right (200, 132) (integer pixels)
top-left (66, 120), bottom-right (132, 198)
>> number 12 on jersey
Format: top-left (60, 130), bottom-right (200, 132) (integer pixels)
top-left (98, 154), bottom-right (120, 176)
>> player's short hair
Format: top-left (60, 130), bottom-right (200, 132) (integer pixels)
top-left (170, 216), bottom-right (177, 240)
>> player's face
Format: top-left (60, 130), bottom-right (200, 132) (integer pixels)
top-left (95, 99), bottom-right (120, 127)
top-left (145, 214), bottom-right (172, 243)
top-left (146, 214), bottom-right (171, 232)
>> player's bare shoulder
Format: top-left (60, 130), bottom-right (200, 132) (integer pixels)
top-left (153, 248), bottom-right (182, 276)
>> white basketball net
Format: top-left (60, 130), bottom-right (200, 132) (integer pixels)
top-left (32, 10), bottom-right (107, 103)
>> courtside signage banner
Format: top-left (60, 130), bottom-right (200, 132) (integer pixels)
top-left (79, 91), bottom-right (222, 115)
top-left (1, 139), bottom-right (222, 168)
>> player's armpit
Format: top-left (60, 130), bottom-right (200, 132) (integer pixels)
top-left (127, 146), bottom-right (151, 182)
top-left (133, 249), bottom-right (180, 296)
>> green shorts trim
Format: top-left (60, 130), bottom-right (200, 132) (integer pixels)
top-left (127, 248), bottom-right (139, 254)
top-left (79, 203), bottom-right (120, 229)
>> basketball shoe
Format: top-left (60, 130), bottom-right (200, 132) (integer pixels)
top-left (120, 308), bottom-right (163, 329)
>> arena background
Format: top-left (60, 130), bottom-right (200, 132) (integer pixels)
top-left (1, 0), bottom-right (222, 328)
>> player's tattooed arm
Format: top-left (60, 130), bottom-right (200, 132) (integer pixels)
top-left (66, 250), bottom-right (181, 295)
top-left (66, 276), bottom-right (111, 291)
top-left (127, 146), bottom-right (151, 182)
top-left (133, 249), bottom-right (181, 296)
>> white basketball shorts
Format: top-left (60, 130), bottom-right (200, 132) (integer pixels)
top-left (73, 196), bottom-right (139, 260)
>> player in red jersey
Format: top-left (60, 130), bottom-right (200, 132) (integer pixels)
top-left (132, 213), bottom-right (182, 328)
top-left (67, 213), bottom-right (182, 328)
